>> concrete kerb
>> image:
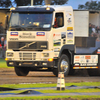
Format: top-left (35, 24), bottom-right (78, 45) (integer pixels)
top-left (0, 92), bottom-right (100, 97)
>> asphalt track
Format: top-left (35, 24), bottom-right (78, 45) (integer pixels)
top-left (1, 92), bottom-right (100, 97)
top-left (0, 68), bottom-right (100, 84)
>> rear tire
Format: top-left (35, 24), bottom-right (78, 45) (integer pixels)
top-left (58, 54), bottom-right (70, 77)
top-left (14, 67), bottom-right (29, 76)
top-left (87, 69), bottom-right (100, 76)
top-left (68, 66), bottom-right (75, 75)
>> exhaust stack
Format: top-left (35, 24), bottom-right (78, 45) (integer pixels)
top-left (45, 0), bottom-right (52, 5)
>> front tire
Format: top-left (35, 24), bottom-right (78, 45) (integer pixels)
top-left (53, 68), bottom-right (58, 77)
top-left (14, 67), bottom-right (29, 76)
top-left (58, 54), bottom-right (70, 77)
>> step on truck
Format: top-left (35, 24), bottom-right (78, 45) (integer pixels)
top-left (5, 5), bottom-right (100, 76)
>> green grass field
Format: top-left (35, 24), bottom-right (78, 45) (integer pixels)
top-left (0, 95), bottom-right (100, 100)
top-left (1, 82), bottom-right (100, 88)
top-left (0, 58), bottom-right (7, 68)
top-left (37, 88), bottom-right (100, 93)
top-left (0, 58), bottom-right (12, 68)
top-left (0, 88), bottom-right (100, 94)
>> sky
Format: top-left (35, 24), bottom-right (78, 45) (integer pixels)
top-left (11, 0), bottom-right (100, 9)
top-left (66, 0), bottom-right (100, 9)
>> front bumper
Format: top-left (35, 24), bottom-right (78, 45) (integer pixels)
top-left (6, 61), bottom-right (54, 68)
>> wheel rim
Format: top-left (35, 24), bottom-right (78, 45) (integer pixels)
top-left (60, 59), bottom-right (68, 73)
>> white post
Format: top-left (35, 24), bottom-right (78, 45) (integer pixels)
top-left (31, 0), bottom-right (34, 6)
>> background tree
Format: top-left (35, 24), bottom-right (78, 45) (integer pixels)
top-left (51, 0), bottom-right (68, 5)
top-left (0, 0), bottom-right (68, 8)
top-left (78, 1), bottom-right (100, 10)
top-left (0, 0), bottom-right (12, 7)
top-left (15, 0), bottom-right (68, 6)
top-left (14, 0), bottom-right (43, 6)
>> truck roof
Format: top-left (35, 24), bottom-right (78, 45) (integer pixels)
top-left (74, 9), bottom-right (100, 14)
top-left (18, 5), bottom-right (72, 9)
top-left (11, 5), bottom-right (73, 12)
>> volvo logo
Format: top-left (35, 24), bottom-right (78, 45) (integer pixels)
top-left (19, 42), bottom-right (36, 50)
top-left (25, 43), bottom-right (30, 48)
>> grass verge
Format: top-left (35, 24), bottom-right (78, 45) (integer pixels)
top-left (0, 82), bottom-right (100, 88)
top-left (37, 88), bottom-right (100, 93)
top-left (0, 58), bottom-right (12, 68)
top-left (0, 95), bottom-right (100, 100)
top-left (0, 88), bottom-right (100, 94)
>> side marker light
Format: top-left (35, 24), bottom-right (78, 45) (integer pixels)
top-left (48, 58), bottom-right (53, 62)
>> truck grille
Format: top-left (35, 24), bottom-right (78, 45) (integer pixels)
top-left (8, 41), bottom-right (48, 50)
top-left (19, 53), bottom-right (36, 60)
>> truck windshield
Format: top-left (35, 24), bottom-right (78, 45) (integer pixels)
top-left (8, 12), bottom-right (53, 31)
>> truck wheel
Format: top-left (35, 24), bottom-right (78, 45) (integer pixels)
top-left (14, 67), bottom-right (29, 76)
top-left (58, 54), bottom-right (70, 77)
top-left (68, 66), bottom-right (75, 75)
top-left (53, 68), bottom-right (58, 77)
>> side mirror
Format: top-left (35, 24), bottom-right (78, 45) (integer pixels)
top-left (5, 15), bottom-right (9, 30)
top-left (57, 17), bottom-right (63, 27)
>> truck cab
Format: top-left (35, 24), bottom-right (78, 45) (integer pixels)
top-left (5, 6), bottom-right (75, 76)
top-left (5, 6), bottom-right (100, 76)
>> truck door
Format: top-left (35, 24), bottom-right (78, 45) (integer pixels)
top-left (53, 12), bottom-right (65, 48)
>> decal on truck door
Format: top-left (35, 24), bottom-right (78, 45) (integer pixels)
top-left (53, 33), bottom-right (61, 46)
top-left (67, 27), bottom-right (73, 31)
top-left (67, 32), bottom-right (73, 43)
top-left (66, 13), bottom-right (72, 25)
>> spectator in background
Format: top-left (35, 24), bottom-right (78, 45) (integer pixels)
top-left (4, 37), bottom-right (7, 51)
top-left (0, 22), bottom-right (4, 34)
top-left (96, 26), bottom-right (100, 41)
top-left (92, 25), bottom-right (97, 37)
top-left (96, 26), bottom-right (100, 34)
top-left (1, 37), bottom-right (4, 58)
top-left (0, 22), bottom-right (4, 43)
top-left (89, 23), bottom-right (92, 37)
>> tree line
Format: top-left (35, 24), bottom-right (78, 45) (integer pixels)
top-left (78, 1), bottom-right (100, 10)
top-left (0, 0), bottom-right (100, 10)
top-left (0, 0), bottom-right (68, 7)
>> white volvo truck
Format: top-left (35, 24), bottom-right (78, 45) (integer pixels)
top-left (5, 5), bottom-right (100, 76)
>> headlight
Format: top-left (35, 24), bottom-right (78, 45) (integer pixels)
top-left (46, 7), bottom-right (50, 10)
top-left (7, 53), bottom-right (13, 57)
top-left (43, 53), bottom-right (49, 57)
top-left (10, 7), bottom-right (16, 11)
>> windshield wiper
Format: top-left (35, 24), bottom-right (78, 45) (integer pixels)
top-left (27, 25), bottom-right (38, 28)
top-left (11, 25), bottom-right (26, 30)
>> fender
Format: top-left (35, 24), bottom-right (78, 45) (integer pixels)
top-left (59, 45), bottom-right (75, 57)
top-left (58, 45), bottom-right (75, 65)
